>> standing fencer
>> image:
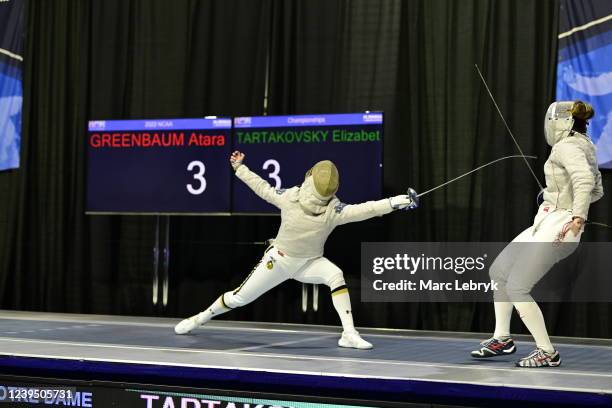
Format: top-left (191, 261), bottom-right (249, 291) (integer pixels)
top-left (175, 151), bottom-right (418, 349)
top-left (471, 100), bottom-right (603, 367)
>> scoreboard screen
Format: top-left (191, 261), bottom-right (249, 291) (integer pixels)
top-left (85, 113), bottom-right (383, 215)
top-left (232, 113), bottom-right (383, 214)
top-left (86, 118), bottom-right (232, 214)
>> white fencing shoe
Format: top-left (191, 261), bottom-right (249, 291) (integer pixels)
top-left (174, 313), bottom-right (205, 335)
top-left (338, 331), bottom-right (373, 350)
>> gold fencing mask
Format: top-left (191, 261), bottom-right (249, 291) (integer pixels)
top-left (305, 160), bottom-right (339, 199)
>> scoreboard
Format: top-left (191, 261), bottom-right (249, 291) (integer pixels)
top-left (85, 113), bottom-right (383, 215)
top-left (86, 118), bottom-right (232, 214)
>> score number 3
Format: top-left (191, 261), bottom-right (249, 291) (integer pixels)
top-left (263, 159), bottom-right (281, 189)
top-left (187, 159), bottom-right (281, 195)
top-left (187, 161), bottom-right (207, 195)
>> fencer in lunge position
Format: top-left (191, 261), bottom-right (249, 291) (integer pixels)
top-left (471, 100), bottom-right (603, 367)
top-left (175, 151), bottom-right (418, 349)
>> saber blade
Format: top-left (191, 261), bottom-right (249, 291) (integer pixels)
top-left (417, 155), bottom-right (537, 198)
top-left (473, 64), bottom-right (610, 230)
top-left (474, 64), bottom-right (544, 191)
top-left (586, 221), bottom-right (612, 228)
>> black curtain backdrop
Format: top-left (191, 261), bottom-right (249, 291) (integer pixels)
top-left (1, 0), bottom-right (611, 338)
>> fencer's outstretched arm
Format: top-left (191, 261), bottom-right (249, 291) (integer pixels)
top-left (329, 199), bottom-right (393, 225)
top-left (330, 192), bottom-right (417, 226)
top-left (230, 151), bottom-right (286, 209)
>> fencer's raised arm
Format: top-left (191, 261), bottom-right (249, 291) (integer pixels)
top-left (231, 151), bottom-right (287, 209)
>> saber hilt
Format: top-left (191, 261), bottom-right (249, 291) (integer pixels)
top-left (407, 187), bottom-right (419, 208)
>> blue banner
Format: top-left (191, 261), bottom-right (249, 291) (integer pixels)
top-left (0, 0), bottom-right (24, 171)
top-left (556, 0), bottom-right (612, 168)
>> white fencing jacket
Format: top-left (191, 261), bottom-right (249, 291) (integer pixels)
top-left (235, 165), bottom-right (393, 258)
top-left (542, 133), bottom-right (604, 220)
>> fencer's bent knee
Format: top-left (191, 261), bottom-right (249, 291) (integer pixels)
top-left (328, 274), bottom-right (346, 291)
top-left (223, 290), bottom-right (250, 309)
top-left (489, 260), bottom-right (511, 301)
top-left (505, 278), bottom-right (533, 301)
top-left (488, 260), bottom-right (506, 283)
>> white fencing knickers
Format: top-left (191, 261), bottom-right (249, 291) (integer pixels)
top-left (220, 246), bottom-right (347, 309)
top-left (201, 245), bottom-right (358, 334)
top-left (490, 206), bottom-right (582, 303)
top-left (489, 205), bottom-right (582, 351)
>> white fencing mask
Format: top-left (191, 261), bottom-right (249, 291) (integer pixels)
top-left (544, 101), bottom-right (574, 146)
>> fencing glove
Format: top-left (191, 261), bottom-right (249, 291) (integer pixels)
top-left (389, 188), bottom-right (419, 210)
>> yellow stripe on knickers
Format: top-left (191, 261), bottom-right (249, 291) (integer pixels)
top-left (332, 288), bottom-right (348, 296)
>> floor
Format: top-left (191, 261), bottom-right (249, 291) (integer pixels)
top-left (0, 311), bottom-right (610, 397)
